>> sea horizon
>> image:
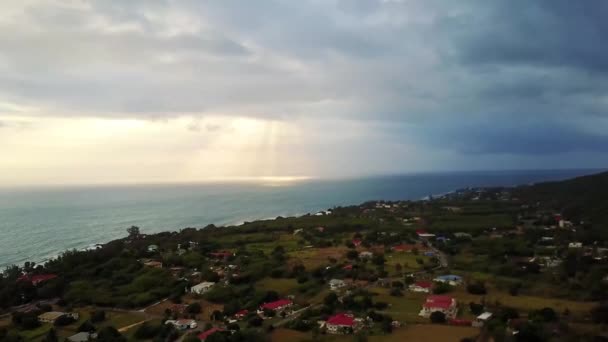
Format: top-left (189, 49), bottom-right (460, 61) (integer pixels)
top-left (1, 168), bottom-right (604, 268)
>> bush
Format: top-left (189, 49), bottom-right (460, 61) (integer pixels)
top-left (466, 281), bottom-right (487, 295)
top-left (90, 310), bottom-right (106, 323)
top-left (433, 282), bottom-right (452, 294)
top-left (134, 323), bottom-right (160, 339)
top-left (187, 302), bottom-right (202, 314)
top-left (54, 314), bottom-right (75, 326)
top-left (248, 316), bottom-right (263, 327)
top-left (430, 311), bottom-right (446, 324)
top-left (77, 320), bottom-right (96, 333)
top-left (389, 288), bottom-right (403, 297)
top-left (591, 304), bottom-right (608, 324)
top-left (469, 302), bottom-right (484, 316)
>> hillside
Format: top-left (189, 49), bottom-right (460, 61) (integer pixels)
top-left (513, 170), bottom-right (608, 225)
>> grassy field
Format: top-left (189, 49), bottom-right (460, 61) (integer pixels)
top-left (270, 325), bottom-right (479, 342)
top-left (287, 247), bottom-right (348, 269)
top-left (370, 287), bottom-right (427, 323)
top-left (369, 324), bottom-right (479, 342)
top-left (384, 252), bottom-right (429, 273)
top-left (256, 278), bottom-right (300, 296)
top-left (450, 287), bottom-right (597, 317)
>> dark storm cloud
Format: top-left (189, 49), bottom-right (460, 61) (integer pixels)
top-left (0, 0), bottom-right (607, 162)
top-left (454, 1), bottom-right (608, 73)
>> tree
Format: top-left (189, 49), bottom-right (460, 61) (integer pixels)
top-left (591, 304), bottom-right (608, 324)
top-left (324, 292), bottom-right (338, 306)
top-left (466, 281), bottom-right (487, 295)
top-left (126, 226), bottom-right (141, 239)
top-left (430, 311), bottom-right (446, 324)
top-left (90, 310), bottom-right (106, 323)
top-left (77, 320), bottom-right (96, 333)
top-left (469, 302), bottom-right (484, 316)
top-left (187, 302), bottom-right (202, 314)
top-left (42, 328), bottom-right (58, 342)
top-left (248, 316), bottom-right (263, 327)
top-left (346, 250), bottom-right (359, 260)
top-left (97, 327), bottom-right (126, 342)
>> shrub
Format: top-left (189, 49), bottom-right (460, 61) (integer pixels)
top-left (466, 281), bottom-right (487, 295)
top-left (430, 311), bottom-right (446, 324)
top-left (187, 302), bottom-right (202, 314)
top-left (90, 310), bottom-right (106, 323)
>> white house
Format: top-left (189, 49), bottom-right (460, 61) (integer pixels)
top-left (191, 281), bottom-right (215, 294)
top-left (165, 319), bottom-right (197, 330)
top-left (359, 251), bottom-right (373, 259)
top-left (473, 312), bottom-right (493, 327)
top-left (568, 242), bottom-right (583, 248)
top-left (329, 279), bottom-right (346, 291)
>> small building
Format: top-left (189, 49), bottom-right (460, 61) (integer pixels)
top-left (198, 328), bottom-right (224, 341)
top-left (473, 312), bottom-right (493, 327)
top-left (416, 230), bottom-right (436, 238)
top-left (352, 239), bottom-right (362, 247)
top-left (419, 295), bottom-right (458, 319)
top-left (147, 244), bottom-right (159, 253)
top-left (568, 242), bottom-right (583, 249)
top-left (258, 299), bottom-right (293, 314)
top-left (191, 281), bottom-right (215, 294)
top-left (329, 279), bottom-right (347, 290)
top-left (453, 232), bottom-right (472, 239)
top-left (209, 251), bottom-right (234, 259)
top-left (234, 309), bottom-right (249, 320)
top-left (409, 281), bottom-right (433, 293)
top-left (165, 319), bottom-right (197, 330)
top-left (433, 274), bottom-right (462, 286)
top-left (359, 251), bottom-right (373, 259)
top-left (67, 332), bottom-right (97, 342)
top-left (142, 260), bottom-right (163, 268)
top-left (38, 312), bottom-right (79, 324)
top-left (392, 244), bottom-right (419, 253)
top-left (325, 313), bottom-right (358, 334)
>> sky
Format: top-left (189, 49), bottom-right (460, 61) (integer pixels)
top-left (1, 0), bottom-right (608, 186)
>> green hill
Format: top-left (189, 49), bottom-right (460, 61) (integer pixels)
top-left (514, 170), bottom-right (608, 226)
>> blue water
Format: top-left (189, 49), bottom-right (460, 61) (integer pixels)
top-left (0, 169), bottom-right (600, 268)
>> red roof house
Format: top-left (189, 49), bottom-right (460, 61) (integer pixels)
top-left (392, 244), bottom-right (417, 252)
top-left (197, 328), bottom-right (223, 341)
top-left (259, 299), bottom-right (293, 312)
top-left (17, 274), bottom-right (58, 286)
top-left (326, 313), bottom-right (358, 334)
top-left (419, 295), bottom-right (457, 318)
top-left (234, 309), bottom-right (248, 319)
top-left (209, 251), bottom-right (234, 259)
top-left (352, 239), bottom-right (362, 247)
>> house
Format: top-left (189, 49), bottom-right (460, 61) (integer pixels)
top-left (342, 264), bottom-right (353, 271)
top-left (209, 251), bottom-right (234, 259)
top-left (142, 260), bottom-right (163, 268)
top-left (67, 332), bottom-right (97, 342)
top-left (359, 251), bottom-right (373, 259)
top-left (423, 251), bottom-right (436, 257)
top-left (191, 281), bottom-right (215, 294)
top-left (293, 229), bottom-right (304, 235)
top-left (352, 239), bottom-right (362, 247)
top-left (419, 295), bottom-right (458, 319)
top-left (198, 328), bottom-right (224, 341)
top-left (416, 230), bottom-right (436, 238)
top-left (316, 227), bottom-right (325, 233)
top-left (454, 232), bottom-right (472, 239)
top-left (258, 299), bottom-right (293, 314)
top-left (325, 313), bottom-right (359, 334)
top-left (234, 309), bottom-right (249, 320)
top-left (409, 281), bottom-right (433, 293)
top-left (392, 244), bottom-right (419, 253)
top-left (17, 274), bottom-right (58, 286)
top-left (472, 312), bottom-right (493, 327)
top-left (568, 242), bottom-right (583, 248)
top-left (165, 319), bottom-right (197, 330)
top-left (38, 312), bottom-right (79, 324)
top-left (433, 275), bottom-right (463, 286)
top-left (147, 244), bottom-right (159, 253)
top-left (329, 279), bottom-right (347, 290)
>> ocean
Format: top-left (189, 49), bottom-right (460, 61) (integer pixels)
top-left (0, 169), bottom-right (600, 268)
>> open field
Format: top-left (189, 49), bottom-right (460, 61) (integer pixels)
top-left (450, 288), bottom-right (597, 317)
top-left (287, 247), bottom-right (348, 269)
top-left (369, 324), bottom-right (479, 342)
top-left (256, 278), bottom-right (300, 296)
top-left (370, 287), bottom-right (428, 323)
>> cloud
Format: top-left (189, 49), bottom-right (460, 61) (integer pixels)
top-left (0, 0), bottom-right (606, 175)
